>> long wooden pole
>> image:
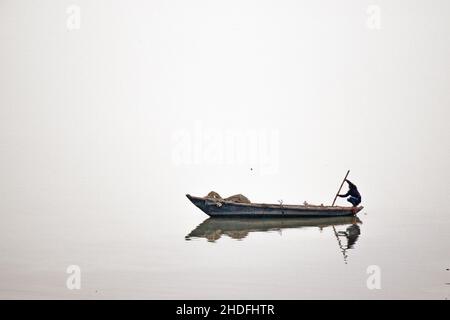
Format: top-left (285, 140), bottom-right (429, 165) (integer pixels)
top-left (332, 170), bottom-right (350, 206)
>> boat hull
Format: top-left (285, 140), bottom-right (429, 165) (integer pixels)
top-left (186, 194), bottom-right (362, 217)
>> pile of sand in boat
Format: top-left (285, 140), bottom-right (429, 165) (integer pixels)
top-left (204, 191), bottom-right (251, 204)
top-left (204, 191), bottom-right (322, 207)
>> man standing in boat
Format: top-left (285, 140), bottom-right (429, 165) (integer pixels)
top-left (337, 180), bottom-right (361, 207)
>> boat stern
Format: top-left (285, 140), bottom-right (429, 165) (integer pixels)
top-left (353, 206), bottom-right (364, 215)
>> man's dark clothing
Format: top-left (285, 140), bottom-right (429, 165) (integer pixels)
top-left (338, 180), bottom-right (361, 207)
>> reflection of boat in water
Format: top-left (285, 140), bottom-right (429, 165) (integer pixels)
top-left (186, 216), bottom-right (362, 243)
top-left (186, 194), bottom-right (363, 217)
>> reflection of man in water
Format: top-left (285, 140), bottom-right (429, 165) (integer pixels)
top-left (345, 224), bottom-right (361, 249)
top-left (337, 180), bottom-right (361, 207)
top-left (338, 223), bottom-right (361, 249)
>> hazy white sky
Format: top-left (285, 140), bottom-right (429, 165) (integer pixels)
top-left (0, 0), bottom-right (449, 213)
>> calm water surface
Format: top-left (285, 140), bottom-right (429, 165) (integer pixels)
top-left (0, 197), bottom-right (448, 300)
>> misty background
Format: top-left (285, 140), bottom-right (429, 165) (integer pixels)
top-left (0, 0), bottom-right (449, 299)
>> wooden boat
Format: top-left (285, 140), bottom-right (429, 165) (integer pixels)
top-left (186, 194), bottom-right (363, 217)
top-left (186, 216), bottom-right (362, 242)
